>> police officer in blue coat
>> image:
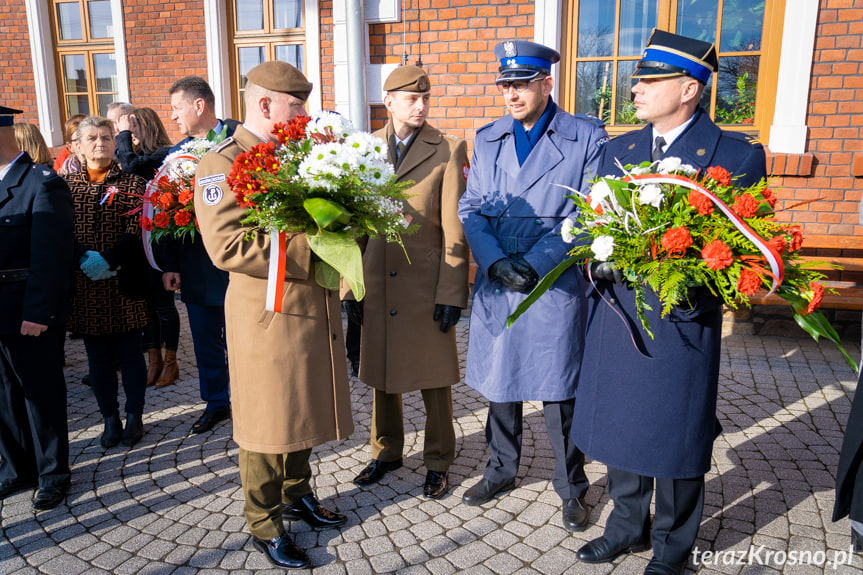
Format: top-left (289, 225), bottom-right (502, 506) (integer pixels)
top-left (458, 40), bottom-right (607, 531)
top-left (572, 30), bottom-right (766, 575)
top-left (0, 106), bottom-right (75, 510)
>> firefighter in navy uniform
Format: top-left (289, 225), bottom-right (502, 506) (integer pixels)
top-left (0, 105), bottom-right (75, 511)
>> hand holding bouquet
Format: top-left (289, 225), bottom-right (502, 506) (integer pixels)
top-left (509, 157), bottom-right (856, 370)
top-left (227, 112), bottom-right (415, 301)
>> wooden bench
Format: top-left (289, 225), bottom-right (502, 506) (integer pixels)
top-left (748, 234), bottom-right (863, 309)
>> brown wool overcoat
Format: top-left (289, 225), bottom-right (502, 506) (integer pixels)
top-left (354, 121), bottom-right (470, 394)
top-left (194, 125), bottom-right (353, 454)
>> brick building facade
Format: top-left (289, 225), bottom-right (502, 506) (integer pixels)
top-left (4, 0), bottom-right (861, 255)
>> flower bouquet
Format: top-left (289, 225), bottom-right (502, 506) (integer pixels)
top-left (228, 111), bottom-right (414, 303)
top-left (141, 126), bottom-right (229, 245)
top-left (508, 157), bottom-right (857, 370)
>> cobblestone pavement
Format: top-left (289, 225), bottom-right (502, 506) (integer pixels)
top-left (1, 304), bottom-right (862, 574)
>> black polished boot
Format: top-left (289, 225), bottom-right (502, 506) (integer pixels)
top-left (100, 414), bottom-right (122, 448)
top-left (121, 413), bottom-right (144, 447)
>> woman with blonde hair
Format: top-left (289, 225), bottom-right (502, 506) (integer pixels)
top-left (13, 122), bottom-right (53, 167)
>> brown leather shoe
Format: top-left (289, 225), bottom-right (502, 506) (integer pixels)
top-left (146, 348), bottom-right (162, 387)
top-left (154, 350), bottom-right (178, 388)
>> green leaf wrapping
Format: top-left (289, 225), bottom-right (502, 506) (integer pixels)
top-left (307, 230), bottom-right (365, 301)
top-left (303, 198), bottom-right (352, 231)
top-left (506, 257), bottom-right (580, 328)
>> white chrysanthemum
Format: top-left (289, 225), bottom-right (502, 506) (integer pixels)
top-left (628, 165), bottom-right (652, 175)
top-left (590, 178), bottom-right (613, 209)
top-left (356, 158), bottom-right (394, 186)
top-left (638, 183), bottom-right (664, 209)
top-left (679, 163), bottom-right (697, 176)
top-left (591, 235), bottom-right (615, 261)
top-left (344, 132), bottom-right (388, 161)
top-left (561, 216), bottom-right (577, 244)
top-left (656, 156), bottom-right (682, 173)
top-left (307, 111), bottom-right (355, 141)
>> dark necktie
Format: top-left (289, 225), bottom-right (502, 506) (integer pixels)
top-left (397, 142), bottom-right (406, 159)
top-left (651, 136), bottom-right (666, 162)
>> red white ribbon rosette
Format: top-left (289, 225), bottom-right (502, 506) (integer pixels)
top-left (625, 173), bottom-right (785, 295)
top-left (265, 230), bottom-right (288, 312)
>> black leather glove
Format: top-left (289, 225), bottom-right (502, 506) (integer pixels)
top-left (588, 261), bottom-right (623, 285)
top-left (510, 257), bottom-right (539, 293)
top-left (342, 300), bottom-right (363, 325)
top-left (433, 304), bottom-right (462, 333)
top-left (489, 258), bottom-right (538, 294)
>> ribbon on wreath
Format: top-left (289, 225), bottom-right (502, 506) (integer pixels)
top-left (265, 230), bottom-right (288, 313)
top-left (626, 173), bottom-right (785, 292)
top-left (141, 154), bottom-right (199, 272)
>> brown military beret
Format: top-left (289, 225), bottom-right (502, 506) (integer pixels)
top-left (383, 65), bottom-right (431, 93)
top-left (246, 61), bottom-right (313, 101)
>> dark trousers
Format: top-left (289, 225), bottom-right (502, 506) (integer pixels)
top-left (605, 465), bottom-right (705, 564)
top-left (142, 277), bottom-right (180, 350)
top-left (239, 448), bottom-right (313, 540)
top-left (83, 331), bottom-right (147, 417)
top-left (186, 303), bottom-right (230, 411)
top-left (483, 399), bottom-right (588, 500)
top-left (345, 315), bottom-right (360, 365)
top-left (0, 328), bottom-right (70, 488)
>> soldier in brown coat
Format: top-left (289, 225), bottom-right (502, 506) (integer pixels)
top-left (347, 66), bottom-right (470, 499)
top-left (194, 61), bottom-right (353, 570)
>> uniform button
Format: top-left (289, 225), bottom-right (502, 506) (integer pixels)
top-left (389, 270), bottom-right (397, 277)
top-left (608, 297), bottom-right (616, 305)
top-left (535, 218), bottom-right (543, 225)
top-left (332, 333), bottom-right (337, 341)
top-left (390, 309), bottom-right (397, 316)
top-left (494, 288), bottom-right (502, 295)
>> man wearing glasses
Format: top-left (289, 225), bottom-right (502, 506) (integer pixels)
top-left (457, 40), bottom-right (607, 531)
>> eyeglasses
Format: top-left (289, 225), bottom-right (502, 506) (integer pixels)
top-left (496, 77), bottom-right (546, 94)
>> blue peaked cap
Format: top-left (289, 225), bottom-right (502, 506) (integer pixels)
top-left (633, 29), bottom-right (718, 84)
top-left (0, 105), bottom-right (22, 127)
top-left (494, 40), bottom-right (560, 82)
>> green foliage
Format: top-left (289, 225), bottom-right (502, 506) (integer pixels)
top-left (715, 72), bottom-right (757, 125)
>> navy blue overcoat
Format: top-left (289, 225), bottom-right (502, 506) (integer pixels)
top-left (572, 109), bottom-right (766, 478)
top-left (458, 106), bottom-right (607, 402)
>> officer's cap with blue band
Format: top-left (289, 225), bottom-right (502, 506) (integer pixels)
top-left (0, 105), bottom-right (22, 127)
top-left (632, 29), bottom-right (718, 84)
top-left (494, 40), bottom-right (560, 83)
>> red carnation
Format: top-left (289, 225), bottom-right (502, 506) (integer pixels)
top-left (154, 212), bottom-right (171, 229)
top-left (158, 192), bottom-right (174, 210)
top-left (660, 226), bottom-right (693, 256)
top-left (767, 235), bottom-right (786, 254)
top-left (174, 211), bottom-right (192, 226)
top-left (737, 268), bottom-right (762, 296)
top-left (807, 281), bottom-right (824, 314)
top-left (688, 191), bottom-right (714, 215)
top-left (761, 188), bottom-right (778, 208)
top-left (706, 165), bottom-right (732, 187)
top-left (178, 190), bottom-right (194, 206)
top-left (731, 193), bottom-right (760, 218)
top-left (702, 240), bottom-right (734, 270)
top-left (785, 225), bottom-right (804, 252)
top-left (273, 115), bottom-right (310, 144)
top-left (140, 215), bottom-right (154, 232)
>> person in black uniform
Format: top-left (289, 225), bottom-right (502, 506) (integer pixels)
top-left (572, 30), bottom-right (766, 575)
top-left (0, 105), bottom-right (75, 510)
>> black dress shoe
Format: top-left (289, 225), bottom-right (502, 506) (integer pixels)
top-left (32, 484), bottom-right (68, 511)
top-left (577, 536), bottom-right (651, 564)
top-left (644, 557), bottom-right (686, 575)
top-left (121, 413), bottom-right (144, 447)
top-left (423, 470), bottom-right (449, 499)
top-left (190, 408), bottom-right (231, 435)
top-left (853, 528), bottom-right (863, 552)
top-left (252, 531), bottom-right (310, 569)
top-left (0, 480), bottom-right (37, 500)
top-left (562, 497), bottom-right (589, 532)
top-left (100, 414), bottom-right (122, 449)
top-left (462, 478), bottom-right (516, 506)
top-left (282, 494), bottom-right (347, 529)
top-left (353, 458), bottom-right (403, 486)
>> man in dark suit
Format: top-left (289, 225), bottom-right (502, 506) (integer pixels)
top-left (159, 76), bottom-right (237, 434)
top-left (572, 30), bottom-right (766, 575)
top-left (0, 105), bottom-right (75, 510)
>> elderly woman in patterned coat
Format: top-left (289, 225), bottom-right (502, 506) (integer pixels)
top-left (63, 116), bottom-right (149, 450)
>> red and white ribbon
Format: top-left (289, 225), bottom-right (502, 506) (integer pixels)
top-left (265, 230), bottom-right (287, 312)
top-left (626, 173), bottom-right (785, 294)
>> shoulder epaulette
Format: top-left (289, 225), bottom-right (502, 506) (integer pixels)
top-left (212, 137), bottom-right (235, 153)
top-left (573, 113), bottom-right (606, 128)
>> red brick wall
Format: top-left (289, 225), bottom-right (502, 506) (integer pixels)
top-left (771, 1), bottom-right (863, 239)
top-left (320, 0), bottom-right (336, 112)
top-left (0, 2), bottom-right (38, 125)
top-left (367, 0), bottom-right (535, 146)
